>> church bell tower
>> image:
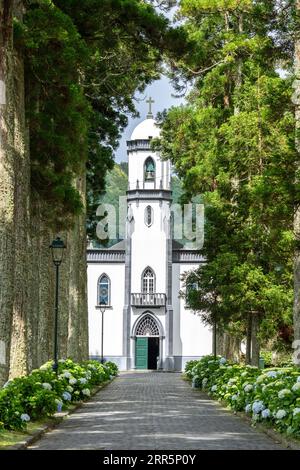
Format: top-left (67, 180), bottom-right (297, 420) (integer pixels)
top-left (122, 99), bottom-right (175, 370)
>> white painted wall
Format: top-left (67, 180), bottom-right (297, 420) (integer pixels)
top-left (172, 264), bottom-right (212, 358)
top-left (87, 263), bottom-right (125, 358)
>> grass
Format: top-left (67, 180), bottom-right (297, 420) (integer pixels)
top-left (0, 378), bottom-right (113, 449)
top-left (0, 418), bottom-right (58, 449)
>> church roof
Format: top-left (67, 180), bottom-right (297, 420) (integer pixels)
top-left (130, 118), bottom-right (160, 141)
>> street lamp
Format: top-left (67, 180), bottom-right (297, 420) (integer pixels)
top-left (99, 301), bottom-right (106, 364)
top-left (49, 236), bottom-right (66, 373)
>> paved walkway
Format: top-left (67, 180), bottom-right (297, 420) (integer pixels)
top-left (28, 372), bottom-right (283, 450)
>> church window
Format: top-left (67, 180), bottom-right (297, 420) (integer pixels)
top-left (136, 314), bottom-right (159, 336)
top-left (142, 267), bottom-right (155, 294)
top-left (145, 205), bottom-right (153, 227)
top-left (144, 157), bottom-right (155, 180)
top-left (97, 274), bottom-right (110, 306)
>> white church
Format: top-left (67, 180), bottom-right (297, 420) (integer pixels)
top-left (87, 104), bottom-right (212, 371)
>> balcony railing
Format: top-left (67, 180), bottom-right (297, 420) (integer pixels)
top-left (131, 293), bottom-right (166, 308)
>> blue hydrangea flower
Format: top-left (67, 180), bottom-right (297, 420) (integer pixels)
top-left (252, 400), bottom-right (264, 414)
top-left (261, 409), bottom-right (271, 419)
top-left (21, 413), bottom-right (30, 422)
top-left (219, 357), bottom-right (227, 365)
top-left (245, 404), bottom-right (252, 413)
top-left (62, 391), bottom-right (72, 401)
top-left (266, 371), bottom-right (277, 378)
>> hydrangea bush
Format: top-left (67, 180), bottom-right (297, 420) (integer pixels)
top-left (185, 355), bottom-right (300, 438)
top-left (0, 359), bottom-right (118, 431)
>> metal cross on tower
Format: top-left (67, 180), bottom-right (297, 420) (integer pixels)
top-left (146, 97), bottom-right (154, 118)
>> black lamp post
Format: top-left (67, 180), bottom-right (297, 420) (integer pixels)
top-left (99, 301), bottom-right (106, 364)
top-left (49, 236), bottom-right (66, 373)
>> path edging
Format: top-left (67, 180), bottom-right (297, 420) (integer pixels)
top-left (188, 379), bottom-right (300, 451)
top-left (3, 378), bottom-right (115, 450)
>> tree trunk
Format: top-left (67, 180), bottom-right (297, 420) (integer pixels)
top-left (245, 312), bottom-right (252, 364)
top-left (293, 0), bottom-right (300, 366)
top-left (0, 1), bottom-right (17, 384)
top-left (67, 171), bottom-right (88, 362)
top-left (251, 311), bottom-right (260, 367)
top-left (9, 6), bottom-right (31, 378)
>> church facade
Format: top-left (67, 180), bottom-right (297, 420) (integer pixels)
top-left (87, 111), bottom-right (212, 371)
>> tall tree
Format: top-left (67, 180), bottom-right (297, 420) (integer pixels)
top-left (156, 0), bottom-right (296, 365)
top-left (294, 0), bottom-right (300, 365)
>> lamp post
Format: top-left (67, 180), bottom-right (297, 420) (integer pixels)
top-left (99, 302), bottom-right (106, 364)
top-left (49, 236), bottom-right (66, 373)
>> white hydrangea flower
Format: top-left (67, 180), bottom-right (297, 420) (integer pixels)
top-left (292, 382), bottom-right (300, 392)
top-left (63, 371), bottom-right (72, 379)
top-left (69, 378), bottom-right (77, 385)
top-left (42, 382), bottom-right (52, 391)
top-left (276, 409), bottom-right (287, 420)
top-left (293, 407), bottom-right (300, 416)
top-left (58, 359), bottom-right (66, 363)
top-left (228, 378), bottom-right (237, 385)
top-left (219, 357), bottom-right (227, 365)
top-left (39, 364), bottom-right (49, 371)
top-left (278, 389), bottom-right (292, 399)
top-left (256, 375), bottom-right (265, 384)
top-left (211, 385), bottom-right (217, 392)
top-left (244, 384), bottom-right (253, 393)
top-left (79, 378), bottom-right (88, 385)
top-left (297, 376), bottom-right (300, 383)
top-left (82, 388), bottom-right (90, 397)
top-left (241, 371), bottom-right (248, 378)
top-left (245, 404), bottom-right (252, 413)
top-left (231, 394), bottom-right (238, 401)
top-left (261, 409), bottom-right (271, 419)
top-left (21, 413), bottom-right (30, 422)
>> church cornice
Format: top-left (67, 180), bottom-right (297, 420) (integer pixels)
top-left (87, 249), bottom-right (125, 263)
top-left (87, 248), bottom-right (205, 264)
top-left (127, 189), bottom-right (172, 202)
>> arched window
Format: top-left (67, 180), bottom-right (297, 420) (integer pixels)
top-left (144, 205), bottom-right (153, 227)
top-left (97, 274), bottom-right (110, 306)
top-left (136, 314), bottom-right (159, 336)
top-left (144, 157), bottom-right (155, 181)
top-left (142, 267), bottom-right (155, 294)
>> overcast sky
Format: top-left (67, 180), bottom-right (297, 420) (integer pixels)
top-left (115, 74), bottom-right (186, 163)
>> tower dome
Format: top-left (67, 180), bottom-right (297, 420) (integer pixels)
top-left (130, 118), bottom-right (160, 141)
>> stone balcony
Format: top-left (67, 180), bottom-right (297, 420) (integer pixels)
top-left (131, 293), bottom-right (166, 308)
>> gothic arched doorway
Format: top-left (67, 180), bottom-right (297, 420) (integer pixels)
top-left (132, 313), bottom-right (163, 370)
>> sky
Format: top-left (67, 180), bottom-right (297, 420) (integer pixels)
top-left (115, 74), bottom-right (186, 163)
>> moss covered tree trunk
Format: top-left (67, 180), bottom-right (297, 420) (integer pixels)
top-left (294, 0), bottom-right (300, 365)
top-left (67, 171), bottom-right (88, 362)
top-left (9, 3), bottom-right (31, 378)
top-left (250, 311), bottom-right (260, 367)
top-left (0, 0), bottom-right (15, 384)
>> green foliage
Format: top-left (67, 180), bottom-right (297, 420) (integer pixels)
top-left (157, 1), bottom-right (297, 349)
top-left (15, 0), bottom-right (186, 229)
top-left (0, 359), bottom-right (118, 431)
top-left (186, 355), bottom-right (300, 438)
